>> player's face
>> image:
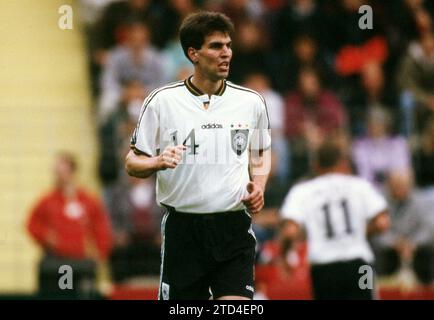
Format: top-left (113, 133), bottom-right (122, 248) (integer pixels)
top-left (195, 31), bottom-right (232, 81)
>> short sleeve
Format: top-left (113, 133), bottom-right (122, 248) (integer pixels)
top-left (280, 185), bottom-right (305, 225)
top-left (361, 181), bottom-right (388, 220)
top-left (130, 95), bottom-right (160, 157)
top-left (250, 96), bottom-right (271, 151)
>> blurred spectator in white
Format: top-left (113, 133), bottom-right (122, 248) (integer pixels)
top-left (397, 31), bottom-right (434, 134)
top-left (99, 21), bottom-right (165, 123)
top-left (371, 170), bottom-right (434, 286)
top-left (352, 107), bottom-right (411, 190)
top-left (27, 152), bottom-right (113, 298)
top-left (243, 72), bottom-right (289, 182)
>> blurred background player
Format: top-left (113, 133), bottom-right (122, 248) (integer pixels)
top-left (27, 152), bottom-right (113, 298)
top-left (280, 141), bottom-right (390, 299)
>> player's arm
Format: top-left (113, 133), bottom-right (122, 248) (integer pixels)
top-left (367, 209), bottom-right (390, 236)
top-left (242, 95), bottom-right (271, 214)
top-left (249, 148), bottom-right (271, 190)
top-left (242, 148), bottom-right (271, 214)
top-left (125, 145), bottom-right (186, 179)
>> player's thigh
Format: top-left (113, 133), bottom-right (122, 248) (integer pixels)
top-left (159, 212), bottom-right (210, 300)
top-left (311, 264), bottom-right (341, 299)
top-left (210, 246), bottom-right (256, 300)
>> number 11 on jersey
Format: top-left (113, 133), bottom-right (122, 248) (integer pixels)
top-left (322, 199), bottom-right (353, 239)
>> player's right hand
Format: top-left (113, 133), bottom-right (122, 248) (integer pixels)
top-left (158, 145), bottom-right (186, 170)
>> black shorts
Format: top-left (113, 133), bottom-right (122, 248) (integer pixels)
top-left (158, 208), bottom-right (256, 300)
top-left (310, 258), bottom-right (376, 300)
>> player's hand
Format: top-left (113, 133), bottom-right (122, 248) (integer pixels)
top-left (158, 145), bottom-right (186, 170)
top-left (242, 182), bottom-right (264, 214)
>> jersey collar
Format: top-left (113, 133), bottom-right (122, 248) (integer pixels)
top-left (185, 76), bottom-right (227, 97)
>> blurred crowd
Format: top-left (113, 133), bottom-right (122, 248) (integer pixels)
top-left (29, 0), bottom-right (433, 297)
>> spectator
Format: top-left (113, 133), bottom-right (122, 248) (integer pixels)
top-left (371, 170), bottom-right (434, 285)
top-left (99, 21), bottom-right (166, 123)
top-left (229, 19), bottom-right (270, 84)
top-left (285, 68), bottom-right (347, 142)
top-left (97, 80), bottom-right (163, 282)
top-left (284, 68), bottom-right (347, 181)
top-left (27, 152), bottom-right (113, 298)
top-left (331, 0), bottom-right (387, 52)
top-left (269, 0), bottom-right (324, 51)
top-left (94, 0), bottom-right (161, 52)
top-left (397, 31), bottom-right (434, 133)
top-left (159, 0), bottom-right (199, 82)
top-left (352, 107), bottom-right (411, 190)
top-left (275, 33), bottom-right (335, 93)
top-left (413, 117), bottom-right (434, 189)
top-left (157, 0), bottom-right (198, 50)
top-left (221, 0), bottom-right (263, 28)
top-left (162, 40), bottom-right (194, 82)
top-left (98, 80), bottom-right (145, 244)
top-left (347, 62), bottom-right (399, 136)
top-left (109, 176), bottom-right (163, 283)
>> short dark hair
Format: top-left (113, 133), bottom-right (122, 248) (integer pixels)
top-left (315, 141), bottom-right (344, 169)
top-left (179, 11), bottom-right (234, 62)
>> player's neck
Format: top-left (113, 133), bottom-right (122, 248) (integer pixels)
top-left (191, 74), bottom-right (223, 97)
top-left (318, 164), bottom-right (351, 176)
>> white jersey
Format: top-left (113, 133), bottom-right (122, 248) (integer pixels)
top-left (131, 76), bottom-right (271, 213)
top-left (280, 173), bottom-right (387, 264)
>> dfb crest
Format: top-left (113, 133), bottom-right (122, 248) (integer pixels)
top-left (231, 129), bottom-right (249, 156)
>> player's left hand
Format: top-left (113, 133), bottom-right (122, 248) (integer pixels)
top-left (242, 182), bottom-right (264, 214)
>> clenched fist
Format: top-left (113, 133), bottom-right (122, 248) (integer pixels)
top-left (158, 145), bottom-right (186, 170)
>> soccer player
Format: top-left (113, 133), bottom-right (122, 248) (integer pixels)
top-left (280, 141), bottom-right (390, 299)
top-left (125, 11), bottom-right (271, 300)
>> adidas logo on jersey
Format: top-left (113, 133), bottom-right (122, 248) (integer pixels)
top-left (201, 123), bottom-right (223, 129)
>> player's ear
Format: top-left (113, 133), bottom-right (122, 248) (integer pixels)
top-left (188, 47), bottom-right (198, 63)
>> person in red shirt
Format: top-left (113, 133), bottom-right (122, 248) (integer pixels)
top-left (285, 67), bottom-right (347, 141)
top-left (27, 152), bottom-right (113, 298)
top-left (284, 67), bottom-right (348, 182)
